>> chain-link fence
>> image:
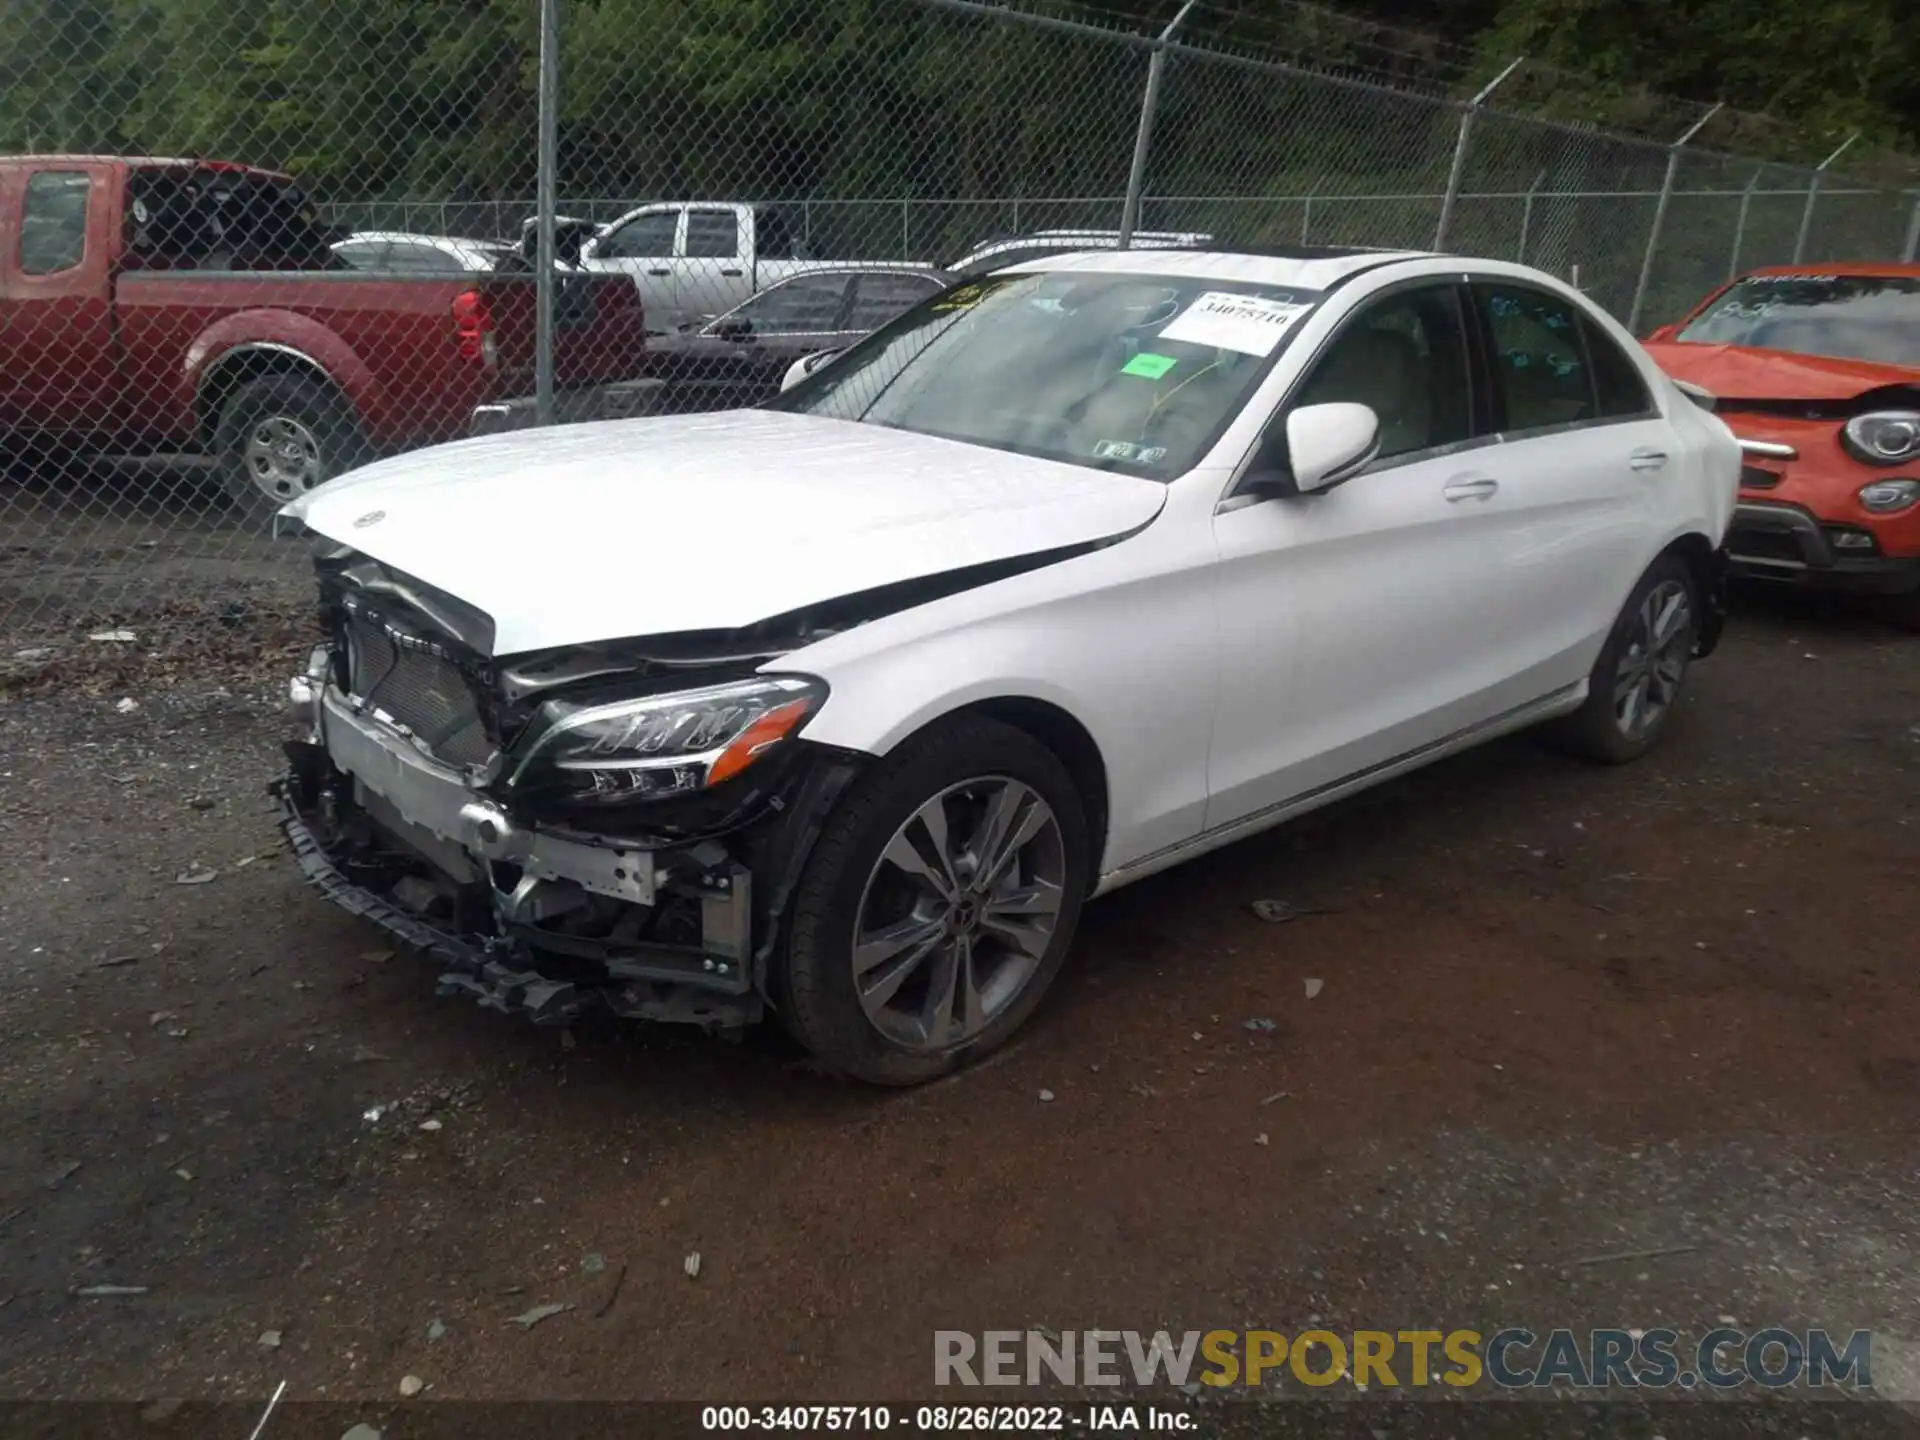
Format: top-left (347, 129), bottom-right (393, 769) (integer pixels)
top-left (2, 0), bottom-right (1915, 653)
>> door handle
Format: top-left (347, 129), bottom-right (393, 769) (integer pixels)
top-left (719, 268), bottom-right (743, 277)
top-left (646, 267), bottom-right (671, 276)
top-left (1442, 475), bottom-right (1499, 502)
top-left (1629, 447), bottom-right (1669, 472)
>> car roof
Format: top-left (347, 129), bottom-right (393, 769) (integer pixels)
top-left (1000, 246), bottom-right (1431, 290)
top-left (1739, 262), bottom-right (1920, 280)
top-left (336, 232), bottom-right (499, 247)
top-left (1, 156), bottom-right (290, 178)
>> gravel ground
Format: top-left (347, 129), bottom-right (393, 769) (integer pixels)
top-left (1, 586), bottom-right (1917, 1434)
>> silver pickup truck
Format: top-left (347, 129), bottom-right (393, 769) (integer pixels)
top-left (579, 202), bottom-right (933, 332)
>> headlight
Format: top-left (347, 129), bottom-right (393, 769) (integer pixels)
top-left (1858, 478), bottom-right (1920, 513)
top-left (1842, 411), bottom-right (1920, 466)
top-left (508, 674), bottom-right (825, 802)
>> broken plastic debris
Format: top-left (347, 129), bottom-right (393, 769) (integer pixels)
top-left (1038, 1088), bottom-right (1056, 1102)
top-left (114, 697), bottom-right (140, 714)
top-left (506, 1302), bottom-right (570, 1330)
top-left (427, 1318), bottom-right (448, 1342)
top-left (418, 1118), bottom-right (443, 1132)
top-left (74, 1284), bottom-right (148, 1297)
top-left (582, 1252), bottom-right (607, 1274)
top-left (174, 868), bottom-right (217, 885)
top-left (1242, 1017), bottom-right (1277, 1033)
top-left (257, 1329), bottom-right (282, 1349)
top-left (90, 630), bottom-right (137, 643)
top-left (362, 1104), bottom-right (389, 1124)
top-left (1304, 977), bottom-right (1325, 999)
top-left (44, 1160), bottom-right (82, 1189)
top-left (683, 1252), bottom-right (702, 1279)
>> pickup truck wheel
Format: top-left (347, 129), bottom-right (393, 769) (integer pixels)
top-left (1556, 553), bottom-right (1701, 764)
top-left (778, 716), bottom-right (1090, 1086)
top-left (214, 376), bottom-right (362, 520)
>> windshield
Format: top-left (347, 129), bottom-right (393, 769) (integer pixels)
top-left (1676, 274), bottom-right (1920, 368)
top-left (774, 272), bottom-right (1322, 477)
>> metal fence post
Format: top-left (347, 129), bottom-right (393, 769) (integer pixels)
top-left (1516, 169), bottom-right (1545, 263)
top-left (1434, 55), bottom-right (1524, 252)
top-left (1300, 185), bottom-right (1314, 244)
top-left (1793, 132), bottom-right (1858, 264)
top-left (1728, 170), bottom-right (1760, 280)
top-left (1903, 192), bottom-right (1920, 262)
top-left (1119, 0), bottom-right (1196, 248)
top-left (901, 197), bottom-right (910, 258)
top-left (1628, 102), bottom-right (1721, 334)
top-left (533, 0), bottom-right (560, 427)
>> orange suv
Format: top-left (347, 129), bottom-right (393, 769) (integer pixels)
top-left (1644, 264), bottom-right (1920, 625)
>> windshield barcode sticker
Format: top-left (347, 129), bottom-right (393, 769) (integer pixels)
top-left (1158, 291), bottom-right (1311, 355)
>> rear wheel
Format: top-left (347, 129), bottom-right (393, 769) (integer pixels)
top-left (778, 716), bottom-right (1090, 1086)
top-left (214, 375), bottom-right (363, 523)
top-left (1557, 554), bottom-right (1701, 764)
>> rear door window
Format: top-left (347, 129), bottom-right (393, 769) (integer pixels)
top-left (684, 211), bottom-right (740, 260)
top-left (1473, 282), bottom-right (1596, 434)
top-left (20, 171), bottom-right (91, 275)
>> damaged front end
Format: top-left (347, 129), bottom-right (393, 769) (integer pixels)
top-left (274, 546), bottom-right (863, 1032)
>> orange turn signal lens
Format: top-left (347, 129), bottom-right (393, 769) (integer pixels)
top-left (704, 698), bottom-right (816, 788)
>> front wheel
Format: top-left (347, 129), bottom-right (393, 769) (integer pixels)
top-left (214, 375), bottom-right (363, 523)
top-left (1557, 553), bottom-right (1701, 764)
top-left (777, 716), bottom-right (1091, 1086)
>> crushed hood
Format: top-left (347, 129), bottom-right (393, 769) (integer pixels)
top-left (1644, 341), bottom-right (1920, 403)
top-left (287, 409), bottom-right (1165, 656)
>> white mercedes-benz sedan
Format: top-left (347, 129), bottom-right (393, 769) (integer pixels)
top-left (274, 246), bottom-right (1739, 1084)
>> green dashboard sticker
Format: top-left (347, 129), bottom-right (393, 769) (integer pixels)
top-left (1121, 351), bottom-right (1179, 379)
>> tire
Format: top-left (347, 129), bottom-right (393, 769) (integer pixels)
top-left (778, 716), bottom-right (1091, 1086)
top-left (1557, 552), bottom-right (1702, 764)
top-left (213, 375), bottom-right (363, 523)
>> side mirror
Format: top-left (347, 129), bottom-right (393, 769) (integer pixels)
top-left (711, 315), bottom-right (754, 340)
top-left (1282, 402), bottom-right (1381, 495)
top-left (780, 349), bottom-right (842, 393)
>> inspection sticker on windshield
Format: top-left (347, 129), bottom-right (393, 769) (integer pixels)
top-left (1121, 352), bottom-right (1179, 379)
top-left (1158, 291), bottom-right (1310, 355)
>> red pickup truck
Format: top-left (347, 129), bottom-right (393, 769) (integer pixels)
top-left (0, 156), bottom-right (653, 516)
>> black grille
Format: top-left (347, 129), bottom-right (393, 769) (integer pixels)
top-left (346, 614), bottom-right (494, 767)
top-left (1727, 524), bottom-right (1807, 565)
top-left (1739, 464), bottom-right (1783, 490)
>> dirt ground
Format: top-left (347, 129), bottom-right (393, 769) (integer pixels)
top-left (2, 581), bottom-right (1918, 1431)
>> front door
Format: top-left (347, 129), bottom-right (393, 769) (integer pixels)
top-left (1206, 279), bottom-right (1527, 827)
top-left (0, 166), bottom-right (119, 439)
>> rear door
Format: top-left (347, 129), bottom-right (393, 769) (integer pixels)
top-left (1464, 277), bottom-right (1673, 693)
top-left (586, 207), bottom-right (682, 329)
top-left (678, 207), bottom-right (745, 328)
top-left (0, 164), bottom-right (120, 437)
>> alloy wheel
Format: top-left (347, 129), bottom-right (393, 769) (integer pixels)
top-left (851, 776), bottom-right (1066, 1053)
top-left (1612, 578), bottom-right (1694, 741)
